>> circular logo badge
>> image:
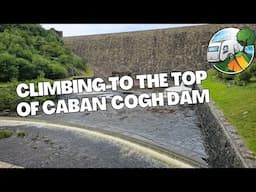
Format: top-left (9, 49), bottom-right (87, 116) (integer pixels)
top-left (207, 27), bottom-right (255, 74)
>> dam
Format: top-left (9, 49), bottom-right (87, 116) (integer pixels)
top-left (64, 24), bottom-right (256, 78)
top-left (1, 24), bottom-right (256, 167)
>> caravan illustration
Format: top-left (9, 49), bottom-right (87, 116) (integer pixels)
top-left (207, 40), bottom-right (240, 62)
top-left (207, 27), bottom-right (255, 74)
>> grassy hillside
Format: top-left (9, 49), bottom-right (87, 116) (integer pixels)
top-left (202, 69), bottom-right (256, 155)
top-left (0, 24), bottom-right (87, 82)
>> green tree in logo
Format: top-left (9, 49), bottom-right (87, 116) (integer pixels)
top-left (236, 28), bottom-right (256, 83)
top-left (236, 28), bottom-right (256, 52)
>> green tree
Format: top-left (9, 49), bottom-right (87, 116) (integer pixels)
top-left (47, 62), bottom-right (68, 79)
top-left (236, 28), bottom-right (256, 52)
top-left (16, 58), bottom-right (37, 80)
top-left (0, 53), bottom-right (18, 81)
top-left (0, 24), bottom-right (87, 82)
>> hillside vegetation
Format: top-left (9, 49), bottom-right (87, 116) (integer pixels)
top-left (0, 24), bottom-right (87, 82)
top-left (0, 24), bottom-right (87, 112)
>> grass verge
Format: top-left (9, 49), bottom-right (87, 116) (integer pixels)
top-left (202, 69), bottom-right (256, 156)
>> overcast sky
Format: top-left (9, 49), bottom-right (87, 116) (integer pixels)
top-left (41, 24), bottom-right (201, 37)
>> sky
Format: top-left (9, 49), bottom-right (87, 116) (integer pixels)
top-left (210, 28), bottom-right (239, 42)
top-left (41, 24), bottom-right (202, 37)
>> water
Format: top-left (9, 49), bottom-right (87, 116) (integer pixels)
top-left (35, 90), bottom-right (208, 165)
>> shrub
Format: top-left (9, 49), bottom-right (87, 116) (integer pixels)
top-left (234, 69), bottom-right (252, 86)
top-left (249, 61), bottom-right (256, 77)
top-left (47, 62), bottom-right (68, 79)
top-left (216, 71), bottom-right (234, 81)
top-left (0, 24), bottom-right (87, 82)
top-left (0, 78), bottom-right (57, 112)
top-left (17, 130), bottom-right (26, 138)
top-left (16, 58), bottom-right (38, 80)
top-left (215, 61), bottom-right (256, 86)
top-left (0, 130), bottom-right (13, 139)
top-left (0, 53), bottom-right (19, 81)
top-left (0, 83), bottom-right (28, 111)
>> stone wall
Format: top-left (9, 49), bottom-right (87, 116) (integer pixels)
top-left (196, 86), bottom-right (256, 168)
top-left (64, 24), bottom-right (256, 167)
top-left (64, 24), bottom-right (256, 78)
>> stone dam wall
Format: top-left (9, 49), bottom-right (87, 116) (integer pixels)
top-left (64, 24), bottom-right (256, 167)
top-left (64, 24), bottom-right (256, 78)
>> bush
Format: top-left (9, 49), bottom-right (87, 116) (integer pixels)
top-left (47, 63), bottom-right (68, 79)
top-left (0, 24), bottom-right (87, 82)
top-left (215, 61), bottom-right (256, 86)
top-left (0, 83), bottom-right (28, 111)
top-left (234, 69), bottom-right (252, 86)
top-left (239, 70), bottom-right (252, 82)
top-left (0, 53), bottom-right (19, 81)
top-left (249, 61), bottom-right (256, 77)
top-left (16, 130), bottom-right (26, 138)
top-left (0, 78), bottom-right (57, 112)
top-left (0, 130), bottom-right (13, 139)
top-left (17, 58), bottom-right (38, 80)
top-left (216, 71), bottom-right (234, 81)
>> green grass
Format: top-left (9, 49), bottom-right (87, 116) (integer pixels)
top-left (0, 129), bottom-right (13, 139)
top-left (16, 130), bottom-right (26, 138)
top-left (202, 69), bottom-right (256, 155)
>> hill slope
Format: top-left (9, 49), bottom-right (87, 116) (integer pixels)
top-left (0, 24), bottom-right (87, 82)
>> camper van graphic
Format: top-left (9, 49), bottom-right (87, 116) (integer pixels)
top-left (207, 27), bottom-right (255, 74)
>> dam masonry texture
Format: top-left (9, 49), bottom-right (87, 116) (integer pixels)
top-left (64, 24), bottom-right (256, 78)
top-left (63, 24), bottom-right (256, 167)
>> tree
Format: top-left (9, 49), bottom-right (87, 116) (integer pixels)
top-left (0, 53), bottom-right (18, 81)
top-left (0, 24), bottom-right (87, 82)
top-left (236, 28), bottom-right (256, 52)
